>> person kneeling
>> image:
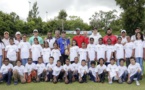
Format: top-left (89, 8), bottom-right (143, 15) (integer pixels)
top-left (88, 61), bottom-right (97, 82)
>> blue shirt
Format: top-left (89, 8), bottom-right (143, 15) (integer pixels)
top-left (57, 37), bottom-right (70, 54)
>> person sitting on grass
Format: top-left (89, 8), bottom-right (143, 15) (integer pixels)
top-left (96, 58), bottom-right (106, 83)
top-left (53, 60), bottom-right (64, 84)
top-left (63, 59), bottom-right (74, 84)
top-left (46, 57), bottom-right (55, 82)
top-left (127, 57), bottom-right (142, 86)
top-left (78, 60), bottom-right (88, 83)
top-left (107, 58), bottom-right (119, 84)
top-left (88, 61), bottom-right (96, 82)
top-left (36, 57), bottom-right (47, 82)
top-left (0, 58), bottom-right (13, 85)
top-left (25, 58), bottom-right (37, 83)
top-left (117, 59), bottom-right (128, 84)
top-left (72, 57), bottom-right (80, 81)
top-left (13, 60), bottom-right (26, 85)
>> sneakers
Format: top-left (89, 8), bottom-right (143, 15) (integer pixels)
top-left (14, 81), bottom-right (18, 85)
top-left (136, 81), bottom-right (140, 86)
top-left (109, 81), bottom-right (113, 84)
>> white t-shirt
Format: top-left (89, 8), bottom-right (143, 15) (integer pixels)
top-left (18, 42), bottom-right (31, 59)
top-left (96, 64), bottom-right (106, 75)
top-left (114, 43), bottom-right (124, 59)
top-left (36, 63), bottom-right (46, 75)
top-left (13, 65), bottom-right (25, 76)
top-left (133, 40), bottom-right (144, 58)
top-left (89, 33), bottom-right (102, 45)
top-left (31, 44), bottom-right (42, 61)
top-left (25, 63), bottom-right (36, 75)
top-left (0, 63), bottom-right (13, 74)
top-left (87, 44), bottom-right (96, 61)
top-left (121, 36), bottom-right (128, 44)
top-left (89, 67), bottom-right (96, 77)
top-left (78, 48), bottom-right (87, 63)
top-left (5, 44), bottom-right (18, 61)
top-left (128, 63), bottom-right (141, 77)
top-left (46, 63), bottom-right (55, 71)
top-left (78, 65), bottom-right (88, 77)
top-left (107, 64), bottom-right (118, 78)
top-left (2, 38), bottom-right (9, 46)
top-left (72, 63), bottom-right (80, 71)
top-left (118, 66), bottom-right (127, 77)
top-left (51, 49), bottom-right (61, 65)
top-left (14, 39), bottom-right (23, 46)
top-left (42, 48), bottom-right (51, 63)
top-left (53, 66), bottom-right (63, 76)
top-left (124, 42), bottom-right (134, 58)
top-left (46, 38), bottom-right (56, 49)
top-left (69, 46), bottom-right (79, 61)
top-left (95, 44), bottom-right (106, 60)
top-left (63, 64), bottom-right (74, 72)
top-left (106, 45), bottom-right (114, 62)
top-left (0, 43), bottom-right (5, 55)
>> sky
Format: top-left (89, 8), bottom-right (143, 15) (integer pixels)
top-left (0, 0), bottom-right (122, 23)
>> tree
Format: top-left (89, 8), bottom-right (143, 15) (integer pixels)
top-left (115, 0), bottom-right (145, 34)
top-left (58, 9), bottom-right (67, 20)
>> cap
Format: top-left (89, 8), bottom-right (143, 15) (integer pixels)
top-left (61, 30), bottom-right (66, 34)
top-left (15, 31), bottom-right (21, 35)
top-left (4, 31), bottom-right (9, 35)
top-left (121, 30), bottom-right (126, 33)
top-left (76, 28), bottom-right (80, 31)
top-left (33, 29), bottom-right (38, 33)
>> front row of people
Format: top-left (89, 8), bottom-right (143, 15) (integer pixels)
top-left (0, 57), bottom-right (142, 86)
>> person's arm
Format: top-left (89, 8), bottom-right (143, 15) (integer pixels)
top-left (29, 37), bottom-right (32, 45)
top-left (40, 38), bottom-right (44, 46)
top-left (2, 49), bottom-right (4, 61)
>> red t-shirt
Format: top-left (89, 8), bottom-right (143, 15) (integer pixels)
top-left (103, 35), bottom-right (117, 45)
top-left (84, 37), bottom-right (89, 46)
top-left (73, 35), bottom-right (85, 48)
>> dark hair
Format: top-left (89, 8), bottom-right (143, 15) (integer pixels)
top-left (135, 32), bottom-right (144, 41)
top-left (99, 58), bottom-right (104, 63)
top-left (118, 36), bottom-right (122, 40)
top-left (135, 27), bottom-right (140, 30)
top-left (66, 58), bottom-right (70, 61)
top-left (16, 60), bottom-right (21, 63)
top-left (130, 57), bottom-right (135, 61)
top-left (90, 61), bottom-right (96, 65)
top-left (0, 36), bottom-right (4, 45)
top-left (28, 58), bottom-right (32, 61)
top-left (107, 28), bottom-right (112, 31)
top-left (49, 56), bottom-right (54, 60)
top-left (57, 60), bottom-right (61, 63)
top-left (81, 59), bottom-right (86, 62)
top-left (90, 38), bottom-right (94, 41)
top-left (4, 58), bottom-right (9, 61)
top-left (93, 27), bottom-right (97, 30)
top-left (53, 42), bottom-right (58, 46)
top-left (98, 38), bottom-right (103, 41)
top-left (38, 57), bottom-right (42, 60)
top-left (34, 38), bottom-right (39, 44)
top-left (9, 37), bottom-right (14, 41)
top-left (110, 58), bottom-right (115, 61)
top-left (71, 40), bottom-right (78, 46)
top-left (44, 41), bottom-right (49, 48)
top-left (22, 34), bottom-right (27, 37)
top-left (119, 58), bottom-right (124, 62)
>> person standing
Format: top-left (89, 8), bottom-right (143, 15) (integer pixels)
top-left (57, 31), bottom-right (70, 65)
top-left (73, 28), bottom-right (85, 48)
top-left (2, 31), bottom-right (10, 46)
top-left (14, 31), bottom-right (22, 46)
top-left (83, 31), bottom-right (89, 46)
top-left (131, 27), bottom-right (141, 42)
top-left (120, 30), bottom-right (128, 45)
top-left (89, 28), bottom-right (102, 45)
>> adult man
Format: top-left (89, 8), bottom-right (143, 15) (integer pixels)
top-left (54, 30), bottom-right (61, 40)
top-left (73, 28), bottom-right (85, 48)
top-left (83, 31), bottom-right (89, 46)
top-left (131, 27), bottom-right (141, 42)
top-left (121, 30), bottom-right (128, 45)
top-left (103, 28), bottom-right (117, 45)
top-left (29, 29), bottom-right (43, 45)
top-left (89, 28), bottom-right (102, 45)
top-left (2, 31), bottom-right (10, 46)
top-left (14, 31), bottom-right (22, 46)
top-left (57, 31), bottom-right (70, 65)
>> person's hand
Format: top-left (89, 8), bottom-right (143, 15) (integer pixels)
top-left (138, 69), bottom-right (141, 73)
top-left (97, 77), bottom-right (100, 82)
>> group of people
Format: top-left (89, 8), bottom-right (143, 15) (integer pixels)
top-left (0, 27), bottom-right (144, 86)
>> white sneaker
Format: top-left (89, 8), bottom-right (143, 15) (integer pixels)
top-left (136, 81), bottom-right (140, 86)
top-left (109, 81), bottom-right (113, 84)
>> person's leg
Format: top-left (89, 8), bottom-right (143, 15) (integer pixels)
top-left (126, 58), bottom-right (130, 67)
top-left (0, 55), bottom-right (2, 68)
top-left (33, 61), bottom-right (37, 64)
top-left (136, 72), bottom-right (141, 81)
top-left (87, 61), bottom-right (91, 68)
top-left (100, 72), bottom-right (106, 82)
top-left (82, 73), bottom-right (87, 82)
top-left (60, 54), bottom-right (65, 65)
top-left (48, 70), bottom-right (53, 81)
top-left (10, 61), bottom-right (16, 66)
top-left (13, 70), bottom-right (19, 85)
top-left (7, 71), bottom-right (12, 84)
top-left (31, 70), bottom-right (37, 82)
top-left (58, 71), bottom-right (64, 81)
top-left (139, 58), bottom-right (143, 75)
top-left (70, 61), bottom-right (74, 64)
top-left (20, 75), bottom-right (26, 84)
top-left (68, 71), bottom-right (73, 83)
top-left (88, 71), bottom-right (95, 81)
top-left (116, 59), bottom-right (120, 66)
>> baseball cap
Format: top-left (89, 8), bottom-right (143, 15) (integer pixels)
top-left (15, 31), bottom-right (21, 35)
top-left (121, 30), bottom-right (126, 33)
top-left (33, 29), bottom-right (38, 33)
top-left (4, 31), bottom-right (9, 35)
top-left (76, 28), bottom-right (80, 31)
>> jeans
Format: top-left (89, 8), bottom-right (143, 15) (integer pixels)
top-left (116, 59), bottom-right (120, 66)
top-left (22, 58), bottom-right (28, 66)
top-left (79, 73), bottom-right (87, 83)
top-left (126, 58), bottom-right (130, 67)
top-left (60, 54), bottom-right (68, 65)
top-left (136, 57), bottom-right (143, 74)
top-left (120, 71), bottom-right (128, 82)
top-left (98, 72), bottom-right (106, 82)
top-left (105, 62), bottom-right (110, 66)
top-left (89, 71), bottom-right (96, 82)
top-left (67, 71), bottom-right (73, 82)
top-left (47, 70), bottom-right (53, 81)
top-left (33, 61), bottom-right (38, 64)
top-left (0, 71), bottom-right (12, 83)
top-left (0, 55), bottom-right (2, 68)
top-left (130, 72), bottom-right (141, 82)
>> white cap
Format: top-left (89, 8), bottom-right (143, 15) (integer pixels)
top-left (76, 28), bottom-right (80, 31)
top-left (15, 31), bottom-right (21, 35)
top-left (121, 30), bottom-right (126, 33)
top-left (33, 29), bottom-right (38, 32)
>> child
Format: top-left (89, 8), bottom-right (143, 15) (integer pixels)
top-left (72, 57), bottom-right (80, 81)
top-left (13, 60), bottom-right (26, 85)
top-left (46, 57), bottom-right (55, 82)
top-left (127, 57), bottom-right (141, 86)
top-left (96, 58), bottom-right (106, 83)
top-left (53, 60), bottom-right (64, 83)
top-left (5, 38), bottom-right (18, 66)
top-left (118, 59), bottom-right (128, 83)
top-left (25, 58), bottom-right (37, 83)
top-left (88, 61), bottom-right (96, 82)
top-left (63, 59), bottom-right (74, 84)
top-left (114, 37), bottom-right (124, 66)
top-left (105, 39), bottom-right (114, 66)
top-left (0, 37), bottom-right (4, 68)
top-left (87, 38), bottom-right (96, 67)
top-left (95, 38), bottom-right (106, 64)
top-left (69, 40), bottom-right (79, 64)
top-left (124, 36), bottom-right (134, 67)
top-left (133, 32), bottom-right (144, 75)
top-left (42, 41), bottom-right (51, 65)
top-left (31, 38), bottom-right (43, 64)
top-left (78, 60), bottom-right (88, 83)
top-left (36, 57), bottom-right (47, 82)
top-left (51, 43), bottom-right (61, 65)
top-left (107, 58), bottom-right (119, 84)
top-left (0, 58), bottom-right (13, 85)
top-left (18, 34), bottom-right (31, 66)
top-left (78, 42), bottom-right (88, 63)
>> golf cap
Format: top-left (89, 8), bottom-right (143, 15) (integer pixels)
top-left (33, 29), bottom-right (38, 33)
top-left (15, 31), bottom-right (21, 35)
top-left (121, 30), bottom-right (126, 33)
top-left (76, 28), bottom-right (80, 31)
top-left (4, 31), bottom-right (9, 35)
